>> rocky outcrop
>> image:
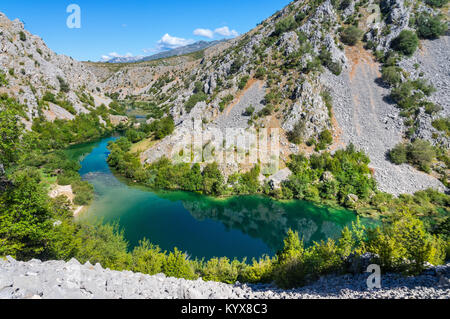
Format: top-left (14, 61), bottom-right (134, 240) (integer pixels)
top-left (1, 257), bottom-right (448, 299)
top-left (0, 12), bottom-right (109, 121)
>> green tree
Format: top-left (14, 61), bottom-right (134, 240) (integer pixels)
top-left (340, 26), bottom-right (364, 46)
top-left (391, 30), bottom-right (419, 56)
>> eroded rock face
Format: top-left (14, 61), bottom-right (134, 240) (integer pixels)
top-left (0, 12), bottom-right (109, 121)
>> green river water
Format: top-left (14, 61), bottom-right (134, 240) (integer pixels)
top-left (66, 137), bottom-right (363, 260)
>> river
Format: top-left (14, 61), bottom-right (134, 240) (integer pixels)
top-left (65, 137), bottom-right (363, 260)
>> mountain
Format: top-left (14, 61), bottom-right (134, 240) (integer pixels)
top-left (104, 40), bottom-right (226, 63)
top-left (1, 0), bottom-right (448, 196)
top-left (86, 0), bottom-right (449, 196)
top-left (0, 12), bottom-right (111, 126)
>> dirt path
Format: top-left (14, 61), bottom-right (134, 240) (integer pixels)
top-left (322, 46), bottom-right (446, 196)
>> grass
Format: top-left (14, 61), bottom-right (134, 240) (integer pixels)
top-left (130, 138), bottom-right (157, 154)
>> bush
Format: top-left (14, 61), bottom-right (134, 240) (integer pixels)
top-left (0, 71), bottom-right (8, 87)
top-left (389, 143), bottom-right (408, 164)
top-left (381, 66), bottom-right (403, 86)
top-left (391, 30), bottom-right (419, 56)
top-left (317, 129), bottom-right (333, 150)
top-left (273, 16), bottom-right (296, 37)
top-left (340, 26), bottom-right (364, 45)
top-left (131, 239), bottom-right (166, 275)
top-left (162, 248), bottom-right (197, 280)
top-left (57, 76), bottom-right (70, 93)
top-left (185, 92), bottom-right (207, 113)
top-left (238, 75), bottom-right (249, 90)
top-left (425, 0), bottom-right (448, 7)
top-left (287, 119), bottom-right (306, 144)
top-left (19, 31), bottom-right (26, 41)
top-left (407, 139), bottom-right (436, 170)
top-left (243, 105), bottom-right (255, 116)
top-left (416, 13), bottom-right (448, 39)
top-left (432, 117), bottom-right (450, 135)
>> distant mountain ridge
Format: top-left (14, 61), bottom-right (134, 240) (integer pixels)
top-left (104, 40), bottom-right (226, 64)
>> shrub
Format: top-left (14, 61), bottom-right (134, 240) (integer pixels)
top-left (238, 75), bottom-right (249, 90)
top-left (131, 239), bottom-right (166, 275)
top-left (243, 105), bottom-right (255, 116)
top-left (200, 257), bottom-right (243, 284)
top-left (19, 31), bottom-right (26, 41)
top-left (185, 92), bottom-right (207, 113)
top-left (407, 139), bottom-right (436, 170)
top-left (316, 129), bottom-right (333, 150)
top-left (381, 66), bottom-right (403, 86)
top-left (391, 30), bottom-right (419, 56)
top-left (287, 119), bottom-right (306, 144)
top-left (432, 117), bottom-right (450, 135)
top-left (416, 14), bottom-right (448, 39)
top-left (57, 76), bottom-right (70, 93)
top-left (340, 26), bottom-right (364, 45)
top-left (0, 71), bottom-right (8, 87)
top-left (389, 143), bottom-right (408, 164)
top-left (273, 16), bottom-right (296, 37)
top-left (162, 247), bottom-right (197, 280)
top-left (255, 67), bottom-right (266, 79)
top-left (425, 0), bottom-right (448, 7)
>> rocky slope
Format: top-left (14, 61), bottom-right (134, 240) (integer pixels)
top-left (85, 0), bottom-right (449, 195)
top-left (1, 257), bottom-right (448, 299)
top-left (0, 12), bottom-right (111, 126)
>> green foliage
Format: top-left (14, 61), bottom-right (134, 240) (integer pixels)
top-left (243, 105), bottom-right (255, 116)
top-left (185, 92), bottom-right (207, 113)
top-left (389, 140), bottom-right (436, 172)
top-left (424, 0), bottom-right (448, 7)
top-left (0, 71), bottom-right (8, 87)
top-left (0, 108), bottom-right (23, 169)
top-left (238, 75), bottom-right (250, 90)
top-left (284, 145), bottom-right (375, 206)
top-left (162, 248), bottom-right (197, 280)
top-left (416, 13), bottom-right (448, 39)
top-left (316, 129), bottom-right (333, 150)
top-left (19, 31), bottom-right (26, 41)
top-left (381, 66), bottom-right (403, 86)
top-left (272, 16), bottom-right (296, 37)
top-left (200, 257), bottom-right (244, 284)
top-left (287, 119), bottom-right (306, 144)
top-left (319, 48), bottom-right (342, 75)
top-left (0, 170), bottom-right (53, 259)
top-left (131, 239), bottom-right (166, 275)
top-left (432, 117), bottom-right (450, 136)
top-left (391, 30), bottom-right (419, 56)
top-left (57, 76), bottom-right (70, 93)
top-left (367, 211), bottom-right (445, 274)
top-left (340, 26), bottom-right (364, 46)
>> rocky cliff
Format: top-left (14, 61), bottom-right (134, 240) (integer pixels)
top-left (0, 12), bottom-right (111, 126)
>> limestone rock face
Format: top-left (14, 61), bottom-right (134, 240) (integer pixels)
top-left (0, 12), bottom-right (109, 121)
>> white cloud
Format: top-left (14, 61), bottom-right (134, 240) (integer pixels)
top-left (193, 26), bottom-right (239, 39)
top-left (214, 26), bottom-right (239, 37)
top-left (157, 33), bottom-right (194, 50)
top-left (193, 28), bottom-right (214, 39)
top-left (101, 52), bottom-right (134, 61)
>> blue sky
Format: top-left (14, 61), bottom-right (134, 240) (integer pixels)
top-left (0, 0), bottom-right (291, 61)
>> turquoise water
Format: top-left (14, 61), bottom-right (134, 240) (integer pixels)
top-left (66, 137), bottom-right (361, 260)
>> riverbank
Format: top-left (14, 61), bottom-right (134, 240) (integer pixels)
top-left (1, 257), bottom-right (448, 299)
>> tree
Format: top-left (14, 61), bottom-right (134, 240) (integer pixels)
top-left (407, 139), bottom-right (435, 170)
top-left (0, 108), bottom-right (22, 169)
top-left (340, 26), bottom-right (364, 46)
top-left (0, 170), bottom-right (54, 259)
top-left (416, 13), bottom-right (448, 39)
top-left (389, 143), bottom-right (408, 165)
top-left (391, 30), bottom-right (419, 56)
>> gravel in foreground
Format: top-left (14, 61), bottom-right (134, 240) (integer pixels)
top-left (0, 257), bottom-right (449, 299)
